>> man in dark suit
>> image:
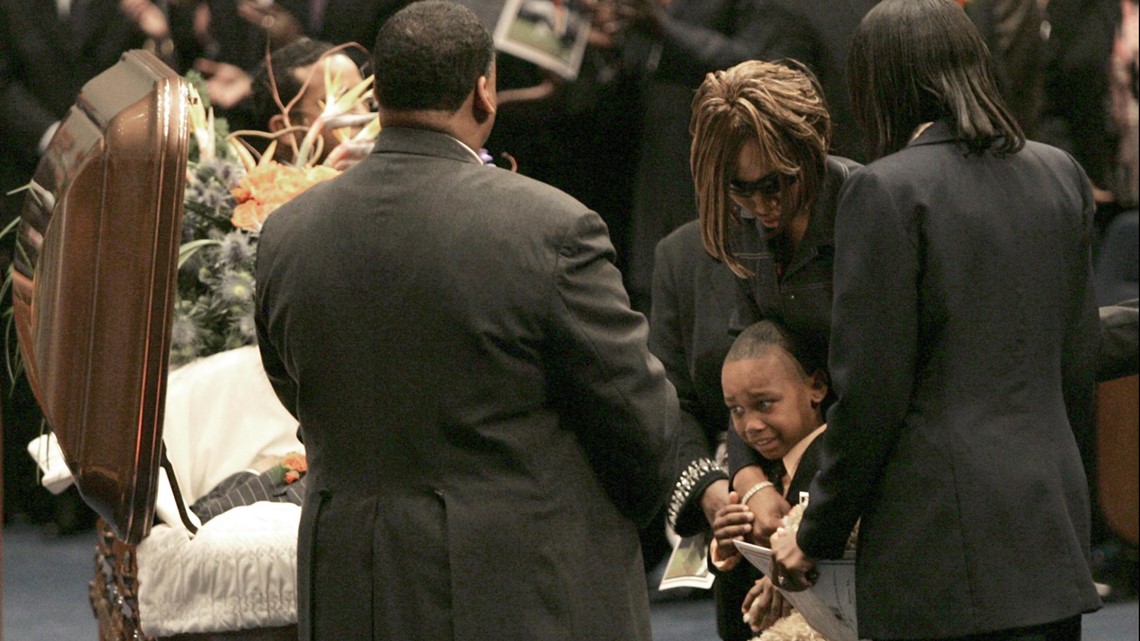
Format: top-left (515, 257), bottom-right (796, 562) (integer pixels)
top-left (254, 2), bottom-right (679, 639)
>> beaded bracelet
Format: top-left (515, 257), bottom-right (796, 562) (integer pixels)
top-left (740, 480), bottom-right (776, 506)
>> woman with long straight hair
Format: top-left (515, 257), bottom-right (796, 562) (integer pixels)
top-left (771, 1), bottom-right (1103, 639)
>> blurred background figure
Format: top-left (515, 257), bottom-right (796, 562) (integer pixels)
top-left (619, 0), bottom-right (768, 317)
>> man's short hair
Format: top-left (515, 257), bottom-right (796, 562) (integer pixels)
top-left (370, 0), bottom-right (494, 113)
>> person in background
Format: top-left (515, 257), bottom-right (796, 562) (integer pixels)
top-left (253, 2), bottom-right (679, 639)
top-left (961, 0), bottom-right (1049, 138)
top-left (620, 0), bottom-right (770, 315)
top-left (747, 0), bottom-right (881, 163)
top-left (772, 2), bottom-right (1102, 639)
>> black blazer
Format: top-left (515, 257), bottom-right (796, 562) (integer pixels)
top-left (255, 127), bottom-right (679, 641)
top-left (713, 434), bottom-right (827, 641)
top-left (799, 121), bottom-right (1103, 638)
top-left (650, 219), bottom-right (738, 536)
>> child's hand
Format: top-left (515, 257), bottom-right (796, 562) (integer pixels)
top-left (741, 576), bottom-right (790, 633)
top-left (711, 491), bottom-right (753, 563)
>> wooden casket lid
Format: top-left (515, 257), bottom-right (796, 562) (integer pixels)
top-left (10, 50), bottom-right (190, 545)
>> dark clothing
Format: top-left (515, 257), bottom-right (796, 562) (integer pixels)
top-left (965, 0), bottom-right (1048, 137)
top-left (255, 127), bottom-right (679, 641)
top-left (1097, 298), bottom-right (1139, 381)
top-left (190, 470), bottom-right (307, 525)
top-left (624, 0), bottom-right (770, 312)
top-left (890, 616), bottom-right (1082, 641)
top-left (749, 0), bottom-right (881, 162)
top-left (650, 220), bottom-right (739, 537)
top-left (200, 0), bottom-right (409, 71)
top-left (0, 0), bottom-right (148, 243)
top-left (712, 434), bottom-right (826, 641)
top-left (800, 121), bottom-right (1102, 638)
top-left (725, 155), bottom-right (861, 479)
top-left (1039, 0), bottom-right (1119, 186)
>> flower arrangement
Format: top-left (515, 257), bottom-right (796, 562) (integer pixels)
top-left (267, 451), bottom-right (308, 486)
top-left (171, 60), bottom-right (379, 368)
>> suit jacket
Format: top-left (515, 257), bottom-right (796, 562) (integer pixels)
top-left (650, 219), bottom-right (738, 536)
top-left (0, 0), bottom-right (147, 245)
top-left (255, 127), bottom-right (679, 641)
top-left (713, 434), bottom-right (826, 641)
top-left (799, 121), bottom-right (1102, 637)
top-left (749, 0), bottom-right (881, 163)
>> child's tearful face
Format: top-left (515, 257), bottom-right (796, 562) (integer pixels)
top-left (722, 350), bottom-right (825, 461)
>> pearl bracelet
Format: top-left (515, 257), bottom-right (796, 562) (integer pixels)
top-left (740, 480), bottom-right (775, 506)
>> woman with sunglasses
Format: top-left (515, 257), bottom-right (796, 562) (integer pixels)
top-left (663, 58), bottom-right (858, 639)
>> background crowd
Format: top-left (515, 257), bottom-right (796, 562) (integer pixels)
top-left (0, 0), bottom-right (1137, 638)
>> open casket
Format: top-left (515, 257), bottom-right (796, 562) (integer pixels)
top-left (11, 50), bottom-right (302, 641)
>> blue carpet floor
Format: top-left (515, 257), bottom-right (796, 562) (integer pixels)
top-left (3, 520), bottom-right (1136, 641)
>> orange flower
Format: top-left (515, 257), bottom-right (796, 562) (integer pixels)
top-left (230, 162), bottom-right (340, 231)
top-left (272, 451), bottom-right (308, 485)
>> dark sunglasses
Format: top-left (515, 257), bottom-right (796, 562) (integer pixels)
top-left (728, 171), bottom-right (797, 199)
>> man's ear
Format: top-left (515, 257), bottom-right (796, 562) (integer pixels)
top-left (808, 369), bottom-right (829, 405)
top-left (474, 74), bottom-right (496, 121)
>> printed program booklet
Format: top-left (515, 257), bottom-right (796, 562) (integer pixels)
top-left (658, 533), bottom-right (716, 591)
top-left (733, 539), bottom-right (861, 641)
top-left (492, 0), bottom-right (591, 79)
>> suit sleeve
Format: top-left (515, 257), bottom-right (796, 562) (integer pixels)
top-left (1097, 299), bottom-right (1139, 381)
top-left (649, 234), bottom-right (729, 535)
top-left (649, 236), bottom-right (714, 475)
top-left (1062, 163), bottom-right (1100, 474)
top-left (798, 170), bottom-right (919, 559)
top-left (254, 227), bottom-right (301, 430)
top-left (548, 211), bottom-right (680, 529)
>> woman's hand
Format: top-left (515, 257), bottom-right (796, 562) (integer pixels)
top-left (745, 485), bottom-right (790, 545)
top-left (699, 478), bottom-right (731, 529)
top-left (769, 525), bottom-right (818, 592)
top-left (237, 0), bottom-right (303, 48)
top-left (742, 576), bottom-right (790, 633)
